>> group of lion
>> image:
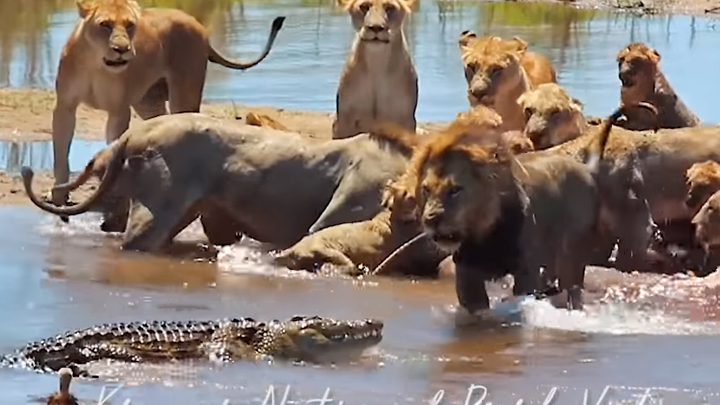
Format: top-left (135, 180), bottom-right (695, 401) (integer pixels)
top-left (19, 0), bottom-right (720, 316)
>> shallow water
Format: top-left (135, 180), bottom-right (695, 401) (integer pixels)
top-left (1, 208), bottom-right (720, 404)
top-left (0, 140), bottom-right (102, 174)
top-left (1, 1), bottom-right (720, 404)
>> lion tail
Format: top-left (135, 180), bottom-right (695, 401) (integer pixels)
top-left (208, 16), bottom-right (285, 70)
top-left (22, 139), bottom-right (127, 218)
top-left (584, 101), bottom-right (657, 173)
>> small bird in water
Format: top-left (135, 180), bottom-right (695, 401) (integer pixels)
top-left (47, 368), bottom-right (78, 405)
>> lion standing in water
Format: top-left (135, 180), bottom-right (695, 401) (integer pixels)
top-left (332, 0), bottom-right (419, 139)
top-left (51, 0), bottom-right (285, 205)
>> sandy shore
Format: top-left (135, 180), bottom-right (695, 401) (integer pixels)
top-left (0, 88), bottom-right (445, 207)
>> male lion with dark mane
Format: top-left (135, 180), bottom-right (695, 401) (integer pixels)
top-left (51, 0), bottom-right (285, 205)
top-left (616, 42), bottom-right (700, 131)
top-left (393, 108), bottom-right (632, 313)
top-left (332, 0), bottom-right (418, 139)
top-left (458, 31), bottom-right (556, 131)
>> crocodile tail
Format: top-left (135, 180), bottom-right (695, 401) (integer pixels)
top-left (585, 101), bottom-right (658, 173)
top-left (22, 139), bottom-right (127, 217)
top-left (208, 16), bottom-right (286, 70)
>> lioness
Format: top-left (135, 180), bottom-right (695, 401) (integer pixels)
top-left (332, 0), bottom-right (418, 139)
top-left (458, 31), bottom-right (557, 131)
top-left (616, 42), bottom-right (700, 131)
top-left (23, 114), bottom-right (414, 253)
top-left (692, 191), bottom-right (720, 272)
top-left (685, 161), bottom-right (720, 215)
top-left (391, 108), bottom-right (631, 313)
top-left (517, 83), bottom-right (587, 150)
top-left (272, 173), bottom-right (447, 277)
top-left (51, 0), bottom-right (285, 205)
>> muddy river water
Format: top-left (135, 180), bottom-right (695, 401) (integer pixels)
top-left (1, 0), bottom-right (720, 404)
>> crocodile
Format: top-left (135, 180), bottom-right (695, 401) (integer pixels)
top-left (1, 316), bottom-right (383, 377)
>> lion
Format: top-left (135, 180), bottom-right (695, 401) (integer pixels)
top-left (685, 161), bottom-right (720, 215)
top-left (332, 0), bottom-right (419, 139)
top-left (387, 108), bottom-right (635, 313)
top-left (272, 172), bottom-right (447, 277)
top-left (50, 0), bottom-right (285, 205)
top-left (454, 105), bottom-right (534, 153)
top-left (692, 191), bottom-right (720, 267)
top-left (616, 42), bottom-right (700, 131)
top-left (23, 113), bottom-right (416, 253)
top-left (517, 83), bottom-right (587, 150)
top-left (245, 112), bottom-right (289, 131)
top-left (458, 31), bottom-right (557, 131)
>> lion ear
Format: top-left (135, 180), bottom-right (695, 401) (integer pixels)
top-left (510, 36), bottom-right (528, 56)
top-left (401, 0), bottom-right (417, 11)
top-left (336, 0), bottom-right (352, 9)
top-left (650, 48), bottom-right (661, 64)
top-left (571, 97), bottom-right (584, 111)
top-left (458, 30), bottom-right (477, 48)
top-left (76, 0), bottom-right (96, 18)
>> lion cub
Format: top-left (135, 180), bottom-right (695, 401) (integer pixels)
top-left (516, 83), bottom-right (588, 150)
top-left (616, 42), bottom-right (700, 131)
top-left (50, 0), bottom-right (285, 205)
top-left (454, 105), bottom-right (534, 153)
top-left (332, 0), bottom-right (418, 139)
top-left (458, 31), bottom-right (557, 132)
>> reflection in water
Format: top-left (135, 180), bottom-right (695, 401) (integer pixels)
top-left (0, 139), bottom-right (103, 174)
top-left (0, 1), bottom-right (718, 122)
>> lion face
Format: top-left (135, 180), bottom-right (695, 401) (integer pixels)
top-left (341, 0), bottom-right (414, 44)
top-left (76, 0), bottom-right (141, 72)
top-left (616, 42), bottom-right (661, 102)
top-left (692, 192), bottom-right (720, 251)
top-left (408, 123), bottom-right (510, 252)
top-left (685, 161), bottom-right (720, 215)
top-left (458, 33), bottom-right (528, 107)
top-left (517, 83), bottom-right (586, 150)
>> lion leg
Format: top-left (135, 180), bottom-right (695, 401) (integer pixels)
top-left (132, 80), bottom-right (169, 120)
top-left (106, 108), bottom-right (131, 144)
top-left (454, 261), bottom-right (491, 314)
top-left (51, 99), bottom-right (79, 205)
top-left (166, 64), bottom-right (205, 114)
top-left (199, 207), bottom-right (243, 246)
top-left (121, 199), bottom-right (200, 253)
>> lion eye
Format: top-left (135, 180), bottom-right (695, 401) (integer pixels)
top-left (125, 21), bottom-right (136, 32)
top-left (384, 4), bottom-right (396, 15)
top-left (359, 2), bottom-right (370, 13)
top-left (523, 107), bottom-right (533, 118)
top-left (99, 20), bottom-right (113, 30)
top-left (448, 186), bottom-right (463, 198)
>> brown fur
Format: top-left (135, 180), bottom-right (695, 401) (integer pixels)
top-left (454, 105), bottom-right (535, 153)
top-left (245, 112), bottom-right (289, 131)
top-left (517, 83), bottom-right (587, 150)
top-left (692, 191), bottom-right (720, 252)
top-left (458, 31), bottom-right (557, 131)
top-left (617, 42), bottom-right (700, 131)
top-left (47, 369), bottom-right (78, 405)
top-left (50, 0), bottom-right (285, 205)
top-left (396, 110), bottom-right (619, 312)
top-left (685, 161), bottom-right (720, 216)
top-left (332, 0), bottom-right (418, 139)
top-left (272, 173), bottom-right (447, 277)
top-left (25, 114), bottom-right (417, 253)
